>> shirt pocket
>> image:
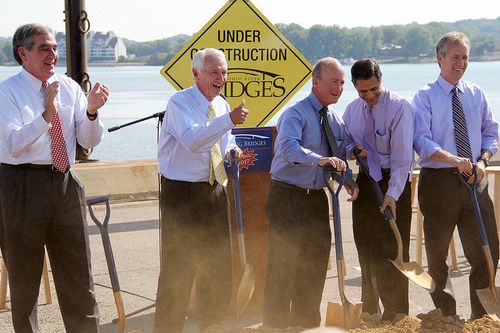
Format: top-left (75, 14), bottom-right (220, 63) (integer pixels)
top-left (58, 103), bottom-right (75, 129)
top-left (375, 130), bottom-right (391, 154)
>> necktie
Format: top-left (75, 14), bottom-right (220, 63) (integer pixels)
top-left (319, 107), bottom-right (339, 156)
top-left (364, 106), bottom-right (382, 181)
top-left (208, 104), bottom-right (228, 187)
top-left (452, 87), bottom-right (473, 161)
top-left (42, 81), bottom-right (70, 173)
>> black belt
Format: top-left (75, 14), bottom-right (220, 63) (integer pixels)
top-left (1, 163), bottom-right (70, 173)
top-left (421, 167), bottom-right (457, 173)
top-left (381, 168), bottom-right (391, 175)
top-left (270, 179), bottom-right (323, 195)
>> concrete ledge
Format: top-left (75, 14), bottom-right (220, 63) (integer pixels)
top-left (73, 159), bottom-right (159, 203)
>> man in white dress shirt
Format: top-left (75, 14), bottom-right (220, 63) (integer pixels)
top-left (155, 48), bottom-right (248, 332)
top-left (0, 23), bottom-right (109, 332)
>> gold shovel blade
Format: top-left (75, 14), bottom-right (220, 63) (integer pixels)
top-left (326, 301), bottom-right (363, 329)
top-left (391, 260), bottom-right (436, 292)
top-left (476, 287), bottom-right (500, 321)
top-left (236, 264), bottom-right (256, 319)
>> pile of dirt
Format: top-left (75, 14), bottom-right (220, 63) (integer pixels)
top-left (205, 309), bottom-right (500, 333)
top-left (350, 309), bottom-right (500, 333)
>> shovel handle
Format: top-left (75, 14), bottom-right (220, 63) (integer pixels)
top-left (458, 165), bottom-right (498, 298)
top-left (230, 149), bottom-right (248, 265)
top-left (325, 170), bottom-right (345, 261)
top-left (353, 148), bottom-right (393, 221)
top-left (458, 166), bottom-right (490, 246)
top-left (86, 195), bottom-right (121, 292)
top-left (353, 148), bottom-right (405, 262)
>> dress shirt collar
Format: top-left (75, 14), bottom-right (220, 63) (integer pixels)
top-left (20, 68), bottom-right (56, 93)
top-left (308, 91), bottom-right (325, 114)
top-left (191, 83), bottom-right (211, 110)
top-left (437, 74), bottom-right (465, 94)
top-left (364, 87), bottom-right (388, 114)
top-left (191, 83), bottom-right (224, 114)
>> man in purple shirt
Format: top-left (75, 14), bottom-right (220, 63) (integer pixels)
top-left (413, 31), bottom-right (498, 319)
top-left (263, 57), bottom-right (358, 328)
top-left (343, 58), bottom-right (414, 320)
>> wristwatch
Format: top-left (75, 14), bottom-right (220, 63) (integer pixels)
top-left (478, 156), bottom-right (490, 167)
top-left (87, 110), bottom-right (98, 121)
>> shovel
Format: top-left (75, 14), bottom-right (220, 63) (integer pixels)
top-left (325, 171), bottom-right (363, 329)
top-left (230, 149), bottom-right (256, 319)
top-left (86, 195), bottom-right (128, 333)
top-left (353, 148), bottom-right (435, 291)
top-left (458, 166), bottom-right (500, 320)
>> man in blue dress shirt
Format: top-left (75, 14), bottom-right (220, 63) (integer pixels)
top-left (263, 57), bottom-right (358, 328)
top-left (413, 31), bottom-right (498, 319)
top-left (343, 58), bottom-right (414, 320)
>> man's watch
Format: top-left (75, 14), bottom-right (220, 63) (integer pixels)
top-left (87, 110), bottom-right (98, 121)
top-left (478, 156), bottom-right (490, 167)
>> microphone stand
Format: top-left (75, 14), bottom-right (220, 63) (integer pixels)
top-left (107, 111), bottom-right (165, 133)
top-left (106, 110), bottom-right (165, 324)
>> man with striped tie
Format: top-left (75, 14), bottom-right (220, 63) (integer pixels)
top-left (343, 58), bottom-right (415, 320)
top-left (0, 23), bottom-right (109, 332)
top-left (413, 31), bottom-right (498, 320)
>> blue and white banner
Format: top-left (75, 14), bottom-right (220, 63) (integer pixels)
top-left (225, 127), bottom-right (273, 173)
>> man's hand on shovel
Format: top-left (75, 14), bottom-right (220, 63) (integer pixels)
top-left (381, 195), bottom-right (397, 220)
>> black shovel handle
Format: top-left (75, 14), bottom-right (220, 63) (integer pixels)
top-left (324, 167), bottom-right (345, 260)
top-left (87, 195), bottom-right (120, 292)
top-left (458, 166), bottom-right (490, 247)
top-left (352, 147), bottom-right (393, 221)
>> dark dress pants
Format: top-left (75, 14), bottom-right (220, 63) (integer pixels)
top-left (352, 170), bottom-right (411, 320)
top-left (0, 164), bottom-right (99, 333)
top-left (263, 180), bottom-right (331, 328)
top-left (154, 178), bottom-right (232, 333)
top-left (419, 168), bottom-right (498, 318)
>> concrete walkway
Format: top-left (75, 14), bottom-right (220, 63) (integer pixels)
top-left (0, 193), bottom-right (497, 332)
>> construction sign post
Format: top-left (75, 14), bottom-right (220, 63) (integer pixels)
top-left (161, 0), bottom-right (312, 127)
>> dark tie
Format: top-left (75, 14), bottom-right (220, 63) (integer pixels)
top-left (452, 87), bottom-right (473, 161)
top-left (319, 107), bottom-right (339, 156)
top-left (364, 105), bottom-right (382, 181)
top-left (42, 81), bottom-right (70, 173)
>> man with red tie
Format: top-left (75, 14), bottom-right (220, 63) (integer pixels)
top-left (0, 23), bottom-right (109, 332)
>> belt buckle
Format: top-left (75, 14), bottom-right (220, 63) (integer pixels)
top-left (52, 165), bottom-right (70, 173)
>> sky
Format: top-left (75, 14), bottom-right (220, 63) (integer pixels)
top-left (1, 0), bottom-right (499, 41)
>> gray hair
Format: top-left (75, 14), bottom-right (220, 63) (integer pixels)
top-left (12, 23), bottom-right (53, 65)
top-left (436, 31), bottom-right (470, 56)
top-left (312, 57), bottom-right (344, 79)
top-left (191, 48), bottom-right (226, 72)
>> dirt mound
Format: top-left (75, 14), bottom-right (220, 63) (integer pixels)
top-left (349, 309), bottom-right (500, 333)
top-left (205, 310), bottom-right (500, 333)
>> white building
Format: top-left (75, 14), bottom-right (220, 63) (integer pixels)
top-left (55, 31), bottom-right (127, 62)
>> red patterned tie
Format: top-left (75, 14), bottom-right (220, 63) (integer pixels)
top-left (42, 81), bottom-right (70, 172)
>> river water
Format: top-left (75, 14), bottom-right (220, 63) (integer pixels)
top-left (1, 62), bottom-right (499, 161)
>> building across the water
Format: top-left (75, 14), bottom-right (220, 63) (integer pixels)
top-left (55, 31), bottom-right (127, 62)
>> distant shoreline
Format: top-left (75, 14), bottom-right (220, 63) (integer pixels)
top-left (1, 54), bottom-right (499, 67)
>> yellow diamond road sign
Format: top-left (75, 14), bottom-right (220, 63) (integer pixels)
top-left (161, 0), bottom-right (312, 127)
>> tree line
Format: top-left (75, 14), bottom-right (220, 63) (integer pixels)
top-left (1, 17), bottom-right (499, 66)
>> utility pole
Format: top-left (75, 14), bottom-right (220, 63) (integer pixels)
top-left (64, 0), bottom-right (93, 160)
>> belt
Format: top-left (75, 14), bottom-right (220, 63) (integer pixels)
top-left (270, 179), bottom-right (323, 195)
top-left (421, 167), bottom-right (457, 173)
top-left (381, 168), bottom-right (391, 175)
top-left (1, 163), bottom-right (70, 173)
